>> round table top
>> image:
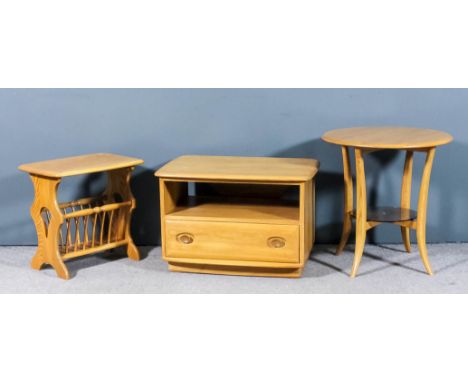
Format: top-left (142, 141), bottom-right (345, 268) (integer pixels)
top-left (321, 127), bottom-right (453, 149)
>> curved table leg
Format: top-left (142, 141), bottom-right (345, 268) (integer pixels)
top-left (400, 151), bottom-right (414, 253)
top-left (416, 148), bottom-right (435, 275)
top-left (350, 148), bottom-right (367, 278)
top-left (336, 146), bottom-right (354, 255)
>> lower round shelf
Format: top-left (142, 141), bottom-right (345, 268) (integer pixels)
top-left (352, 207), bottom-right (417, 222)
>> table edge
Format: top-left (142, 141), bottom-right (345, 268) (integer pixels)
top-left (154, 156), bottom-right (320, 182)
top-left (321, 135), bottom-right (453, 149)
top-left (18, 158), bottom-right (144, 178)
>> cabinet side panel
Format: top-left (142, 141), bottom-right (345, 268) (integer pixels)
top-left (159, 179), bottom-right (188, 258)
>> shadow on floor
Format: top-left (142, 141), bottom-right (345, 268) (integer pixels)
top-left (306, 245), bottom-right (428, 278)
top-left (37, 246), bottom-right (156, 279)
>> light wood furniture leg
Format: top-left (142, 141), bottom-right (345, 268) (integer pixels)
top-left (299, 179), bottom-right (314, 274)
top-left (337, 146), bottom-right (353, 255)
top-left (416, 148), bottom-right (436, 275)
top-left (351, 148), bottom-right (367, 278)
top-left (400, 150), bottom-right (414, 253)
top-left (29, 175), bottom-right (70, 279)
top-left (106, 167), bottom-right (140, 260)
top-left (310, 178), bottom-right (316, 253)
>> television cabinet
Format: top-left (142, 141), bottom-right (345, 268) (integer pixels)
top-left (155, 155), bottom-right (319, 278)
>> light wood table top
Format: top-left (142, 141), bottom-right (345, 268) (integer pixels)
top-left (18, 153), bottom-right (144, 177)
top-left (321, 127), bottom-right (453, 149)
top-left (155, 155), bottom-right (320, 182)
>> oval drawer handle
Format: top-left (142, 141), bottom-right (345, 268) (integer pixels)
top-left (176, 233), bottom-right (194, 244)
top-left (267, 236), bottom-right (286, 248)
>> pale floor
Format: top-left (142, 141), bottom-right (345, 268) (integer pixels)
top-left (0, 244), bottom-right (467, 293)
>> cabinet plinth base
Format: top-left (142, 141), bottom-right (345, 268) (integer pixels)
top-left (168, 262), bottom-right (303, 278)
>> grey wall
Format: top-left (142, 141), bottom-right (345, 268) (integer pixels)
top-left (0, 89), bottom-right (466, 245)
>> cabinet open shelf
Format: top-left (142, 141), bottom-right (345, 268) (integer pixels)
top-left (167, 196), bottom-right (300, 225)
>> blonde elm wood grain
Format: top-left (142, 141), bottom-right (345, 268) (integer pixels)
top-left (155, 155), bottom-right (319, 182)
top-left (20, 154), bottom-right (143, 279)
top-left (105, 167), bottom-right (140, 261)
top-left (156, 156), bottom-right (318, 278)
top-left (159, 180), bottom-right (188, 260)
top-left (18, 153), bottom-right (143, 178)
top-left (165, 220), bottom-right (300, 263)
top-left (299, 182), bottom-right (306, 265)
top-left (299, 180), bottom-right (314, 265)
top-left (322, 127), bottom-right (453, 149)
top-left (61, 200), bottom-right (132, 219)
top-left (416, 148), bottom-right (436, 275)
top-left (322, 126), bottom-right (451, 277)
top-left (401, 151), bottom-right (414, 253)
top-left (61, 240), bottom-right (128, 260)
top-left (305, 179), bottom-right (315, 255)
top-left (350, 148), bottom-right (367, 278)
top-left (168, 262), bottom-right (303, 278)
top-left (165, 256), bottom-right (303, 269)
top-left (336, 146), bottom-right (353, 256)
top-left (167, 197), bottom-right (299, 225)
top-left (29, 175), bottom-right (69, 279)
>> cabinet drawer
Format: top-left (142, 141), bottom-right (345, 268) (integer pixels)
top-left (165, 220), bottom-right (299, 263)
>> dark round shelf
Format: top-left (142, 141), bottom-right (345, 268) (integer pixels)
top-left (352, 207), bottom-right (417, 222)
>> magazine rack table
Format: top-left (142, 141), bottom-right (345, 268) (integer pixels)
top-left (322, 127), bottom-right (453, 277)
top-left (19, 153), bottom-right (144, 279)
top-left (155, 155), bottom-right (319, 278)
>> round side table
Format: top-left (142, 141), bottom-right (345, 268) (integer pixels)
top-left (322, 127), bottom-right (453, 278)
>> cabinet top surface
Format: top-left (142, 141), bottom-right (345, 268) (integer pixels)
top-left (18, 153), bottom-right (144, 177)
top-left (155, 155), bottom-right (319, 182)
top-left (322, 127), bottom-right (453, 149)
